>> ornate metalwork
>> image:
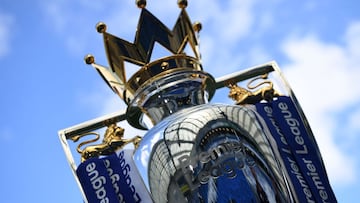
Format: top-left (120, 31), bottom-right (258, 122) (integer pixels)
top-left (86, 0), bottom-right (201, 104)
top-left (58, 0), bottom-right (337, 202)
top-left (228, 73), bottom-right (280, 105)
top-left (71, 122), bottom-right (142, 162)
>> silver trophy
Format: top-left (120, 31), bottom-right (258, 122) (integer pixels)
top-left (59, 1), bottom-right (336, 202)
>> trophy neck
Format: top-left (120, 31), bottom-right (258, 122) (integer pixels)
top-left (128, 69), bottom-right (216, 128)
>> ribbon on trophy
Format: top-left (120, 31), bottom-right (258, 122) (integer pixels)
top-left (255, 96), bottom-right (336, 202)
top-left (76, 149), bottom-right (152, 203)
top-left (76, 157), bottom-right (119, 203)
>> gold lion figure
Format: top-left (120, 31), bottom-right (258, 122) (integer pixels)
top-left (228, 74), bottom-right (280, 105)
top-left (71, 123), bottom-right (142, 162)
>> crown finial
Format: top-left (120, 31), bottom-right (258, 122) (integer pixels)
top-left (193, 21), bottom-right (202, 32)
top-left (84, 54), bottom-right (95, 65)
top-left (178, 0), bottom-right (188, 8)
top-left (136, 0), bottom-right (146, 8)
top-left (96, 22), bottom-right (107, 33)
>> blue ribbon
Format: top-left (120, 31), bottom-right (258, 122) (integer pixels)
top-left (256, 96), bottom-right (337, 202)
top-left (102, 153), bottom-right (136, 203)
top-left (256, 101), bottom-right (313, 202)
top-left (77, 152), bottom-right (145, 203)
top-left (76, 158), bottom-right (119, 203)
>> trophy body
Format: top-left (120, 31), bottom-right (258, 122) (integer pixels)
top-left (134, 103), bottom-right (290, 202)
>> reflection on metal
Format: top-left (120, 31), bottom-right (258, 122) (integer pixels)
top-left (58, 0), bottom-right (336, 202)
top-left (133, 104), bottom-right (290, 202)
top-left (228, 73), bottom-right (281, 105)
top-left (71, 122), bottom-right (142, 162)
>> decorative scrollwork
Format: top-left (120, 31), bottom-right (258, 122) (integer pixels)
top-left (71, 122), bottom-right (142, 162)
top-left (228, 73), bottom-right (280, 105)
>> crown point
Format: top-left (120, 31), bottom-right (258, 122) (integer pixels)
top-left (193, 21), bottom-right (202, 32)
top-left (136, 0), bottom-right (146, 8)
top-left (177, 0), bottom-right (188, 9)
top-left (84, 54), bottom-right (95, 65)
top-left (96, 22), bottom-right (107, 33)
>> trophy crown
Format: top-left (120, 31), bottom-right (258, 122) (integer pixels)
top-left (86, 0), bottom-right (204, 105)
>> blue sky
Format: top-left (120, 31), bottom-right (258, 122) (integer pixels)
top-left (1, 0), bottom-right (359, 202)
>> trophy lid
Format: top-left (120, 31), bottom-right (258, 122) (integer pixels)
top-left (85, 0), bottom-right (216, 129)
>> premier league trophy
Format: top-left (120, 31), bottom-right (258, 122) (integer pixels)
top-left (58, 0), bottom-right (337, 202)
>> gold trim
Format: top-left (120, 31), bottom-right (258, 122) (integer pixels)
top-left (125, 55), bottom-right (201, 99)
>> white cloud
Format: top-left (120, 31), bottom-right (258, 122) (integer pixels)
top-left (212, 0), bottom-right (255, 44)
top-left (42, 2), bottom-right (67, 33)
top-left (183, 0), bottom-right (259, 76)
top-left (281, 22), bottom-right (360, 185)
top-left (348, 107), bottom-right (360, 134)
top-left (345, 21), bottom-right (360, 59)
top-left (0, 12), bottom-right (14, 58)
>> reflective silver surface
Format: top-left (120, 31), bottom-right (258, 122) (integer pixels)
top-left (126, 68), bottom-right (216, 129)
top-left (133, 103), bottom-right (292, 202)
